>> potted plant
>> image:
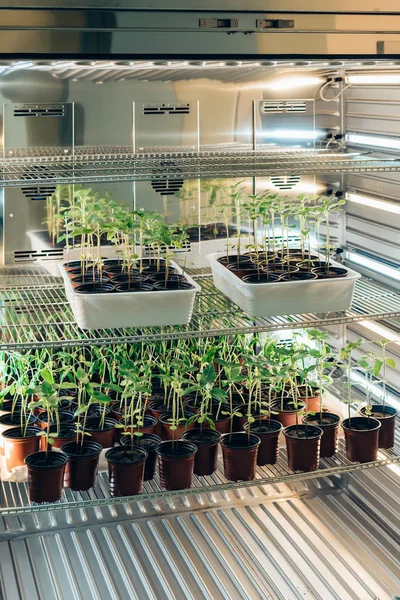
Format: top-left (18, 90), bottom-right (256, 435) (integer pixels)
top-left (208, 191), bottom-right (359, 317)
top-left (25, 425), bottom-right (68, 503)
top-left (358, 340), bottom-right (397, 449)
top-left (105, 429), bottom-right (148, 497)
top-left (340, 341), bottom-right (381, 463)
top-left (302, 329), bottom-right (341, 458)
top-left (61, 398), bottom-right (102, 491)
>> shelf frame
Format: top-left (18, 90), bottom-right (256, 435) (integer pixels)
top-left (1, 270), bottom-right (400, 350)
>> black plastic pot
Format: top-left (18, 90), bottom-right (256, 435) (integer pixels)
top-left (114, 282), bottom-right (154, 293)
top-left (0, 412), bottom-right (36, 435)
top-left (284, 424), bottom-right (323, 472)
top-left (242, 272), bottom-right (281, 284)
top-left (182, 428), bottom-right (221, 476)
top-left (302, 413), bottom-right (340, 458)
top-left (25, 451), bottom-right (68, 503)
top-left (70, 274), bottom-right (110, 288)
top-left (61, 441), bottom-right (102, 491)
top-left (220, 432), bottom-right (260, 481)
top-left (120, 433), bottom-right (161, 480)
top-left (244, 419), bottom-right (282, 466)
top-left (156, 440), bottom-right (197, 490)
top-left (359, 405), bottom-right (397, 449)
top-left (75, 282), bottom-right (115, 294)
top-left (218, 255), bottom-right (252, 267)
top-left (152, 280), bottom-right (193, 291)
top-left (313, 266), bottom-right (348, 279)
top-left (111, 273), bottom-right (149, 285)
top-left (280, 271), bottom-right (318, 281)
top-left (341, 417), bottom-right (381, 462)
top-left (148, 273), bottom-right (186, 284)
top-left (105, 446), bottom-right (148, 497)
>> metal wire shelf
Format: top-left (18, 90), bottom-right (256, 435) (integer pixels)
top-left (1, 435), bottom-right (399, 515)
top-left (1, 268), bottom-right (400, 350)
top-left (1, 149), bottom-right (400, 187)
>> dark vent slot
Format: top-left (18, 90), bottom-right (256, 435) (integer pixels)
top-left (14, 106), bottom-right (65, 117)
top-left (270, 175), bottom-right (301, 190)
top-left (14, 249), bottom-right (63, 263)
top-left (263, 102), bottom-right (307, 114)
top-left (143, 105), bottom-right (190, 115)
top-left (21, 186), bottom-right (56, 201)
top-left (151, 178), bottom-right (184, 196)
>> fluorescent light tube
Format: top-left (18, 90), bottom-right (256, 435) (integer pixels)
top-left (347, 74), bottom-right (400, 85)
top-left (357, 319), bottom-right (400, 344)
top-left (265, 76), bottom-right (321, 91)
top-left (266, 130), bottom-right (323, 140)
top-left (347, 251), bottom-right (400, 281)
top-left (351, 370), bottom-right (400, 411)
top-left (347, 133), bottom-right (400, 150)
top-left (347, 192), bottom-right (400, 215)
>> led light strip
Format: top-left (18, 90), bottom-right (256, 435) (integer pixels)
top-left (347, 192), bottom-right (400, 215)
top-left (346, 133), bottom-right (400, 150)
top-left (347, 251), bottom-right (400, 281)
top-left (347, 74), bottom-right (400, 85)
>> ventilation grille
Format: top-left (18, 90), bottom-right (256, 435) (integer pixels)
top-left (14, 105), bottom-right (65, 117)
top-left (151, 178), bottom-right (184, 196)
top-left (262, 101), bottom-right (307, 114)
top-left (143, 104), bottom-right (190, 115)
top-left (14, 249), bottom-right (63, 263)
top-left (21, 186), bottom-right (56, 201)
top-left (271, 175), bottom-right (301, 190)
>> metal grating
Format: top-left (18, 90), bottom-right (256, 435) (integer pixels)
top-left (1, 433), bottom-right (399, 515)
top-left (1, 468), bottom-right (399, 600)
top-left (1, 149), bottom-right (400, 187)
top-left (1, 270), bottom-right (400, 349)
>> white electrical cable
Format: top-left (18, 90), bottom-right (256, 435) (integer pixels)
top-left (319, 81), bottom-right (352, 102)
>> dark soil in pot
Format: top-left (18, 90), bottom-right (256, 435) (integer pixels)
top-left (160, 411), bottom-right (190, 440)
top-left (70, 274), bottom-right (110, 288)
top-left (226, 263), bottom-right (260, 279)
top-left (283, 425), bottom-right (323, 472)
top-left (220, 432), bottom-right (261, 481)
top-left (302, 413), bottom-right (340, 458)
top-left (74, 282), bottom-right (115, 294)
top-left (272, 397), bottom-right (305, 428)
top-left (298, 260), bottom-right (328, 271)
top-left (64, 260), bottom-right (91, 271)
top-left (117, 414), bottom-right (158, 442)
top-left (25, 451), bottom-right (68, 503)
top-left (342, 416), bottom-right (381, 462)
top-left (102, 264), bottom-right (126, 278)
top-left (218, 255), bottom-right (252, 267)
top-left (84, 416), bottom-right (117, 448)
top-left (114, 281), bottom-right (154, 293)
top-left (148, 273), bottom-right (186, 284)
top-left (120, 433), bottom-right (161, 481)
top-left (280, 271), bottom-right (318, 281)
top-left (61, 441), bottom-right (102, 491)
top-left (269, 267), bottom-right (300, 278)
top-left (0, 399), bottom-right (23, 417)
top-left (110, 272), bottom-right (149, 285)
top-left (359, 405), bottom-right (397, 449)
top-left (0, 412), bottom-right (36, 435)
top-left (71, 403), bottom-right (111, 419)
top-left (105, 446), bottom-right (147, 497)
top-left (153, 280), bottom-right (194, 291)
top-left (37, 410), bottom-right (75, 430)
top-left (242, 272), bottom-right (281, 284)
top-left (245, 419), bottom-right (282, 466)
top-left (40, 424), bottom-right (77, 451)
top-left (2, 426), bottom-right (40, 471)
top-left (156, 440), bottom-right (197, 490)
top-left (182, 428), bottom-right (221, 476)
top-left (313, 266), bottom-right (348, 279)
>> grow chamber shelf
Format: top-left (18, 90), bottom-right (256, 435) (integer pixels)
top-left (1, 434), bottom-right (399, 515)
top-left (1, 148), bottom-right (400, 187)
top-left (1, 267), bottom-right (400, 349)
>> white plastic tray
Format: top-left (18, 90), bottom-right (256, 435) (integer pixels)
top-left (208, 252), bottom-right (361, 317)
top-left (59, 260), bottom-right (201, 329)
